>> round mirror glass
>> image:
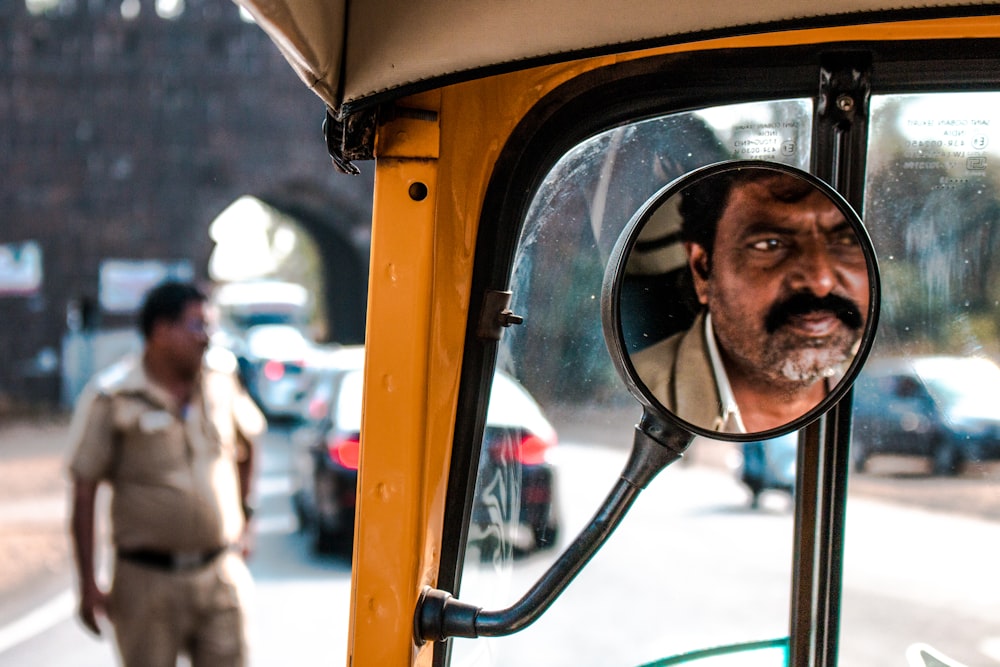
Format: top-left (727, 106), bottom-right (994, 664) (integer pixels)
top-left (603, 160), bottom-right (880, 440)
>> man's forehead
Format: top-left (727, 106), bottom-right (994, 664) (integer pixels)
top-left (723, 176), bottom-right (845, 227)
top-left (737, 173), bottom-right (816, 202)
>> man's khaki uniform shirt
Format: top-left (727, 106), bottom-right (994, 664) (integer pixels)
top-left (68, 348), bottom-right (265, 553)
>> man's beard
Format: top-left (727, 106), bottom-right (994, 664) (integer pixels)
top-left (760, 291), bottom-right (863, 385)
top-left (760, 327), bottom-right (859, 384)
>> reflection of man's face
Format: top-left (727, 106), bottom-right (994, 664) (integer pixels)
top-left (688, 175), bottom-right (868, 394)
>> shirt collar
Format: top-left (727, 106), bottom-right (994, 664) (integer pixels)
top-left (101, 353), bottom-right (204, 414)
top-left (703, 312), bottom-right (747, 434)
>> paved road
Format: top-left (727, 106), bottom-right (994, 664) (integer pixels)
top-left (0, 416), bottom-right (75, 633)
top-left (2, 411), bottom-right (999, 666)
top-left (0, 420), bottom-right (353, 666)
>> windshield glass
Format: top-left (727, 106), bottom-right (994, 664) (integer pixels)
top-left (841, 91), bottom-right (1000, 665)
top-left (456, 88), bottom-right (1000, 667)
top-left (452, 99), bottom-right (812, 666)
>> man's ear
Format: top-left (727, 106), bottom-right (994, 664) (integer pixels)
top-left (686, 242), bottom-right (711, 305)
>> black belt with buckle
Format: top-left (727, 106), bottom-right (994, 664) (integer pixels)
top-left (117, 546), bottom-right (226, 571)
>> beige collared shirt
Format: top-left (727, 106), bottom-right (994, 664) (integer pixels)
top-left (631, 310), bottom-right (734, 433)
top-left (703, 312), bottom-right (747, 434)
top-left (68, 350), bottom-right (265, 552)
top-left (633, 311), bottom-right (841, 434)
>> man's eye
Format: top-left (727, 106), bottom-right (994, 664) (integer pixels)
top-left (830, 233), bottom-right (860, 247)
top-left (749, 238), bottom-right (784, 251)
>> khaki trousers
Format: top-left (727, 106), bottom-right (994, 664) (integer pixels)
top-left (109, 551), bottom-right (252, 667)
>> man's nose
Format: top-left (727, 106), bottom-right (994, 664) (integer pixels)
top-left (785, 241), bottom-right (837, 297)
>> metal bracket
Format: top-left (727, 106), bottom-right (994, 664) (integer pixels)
top-left (476, 290), bottom-right (524, 341)
top-left (816, 54), bottom-right (871, 129)
top-left (813, 53), bottom-right (872, 196)
top-left (323, 107), bottom-right (377, 175)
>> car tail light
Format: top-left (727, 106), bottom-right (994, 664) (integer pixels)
top-left (490, 432), bottom-right (554, 465)
top-left (327, 434), bottom-right (361, 470)
top-left (307, 398), bottom-right (329, 421)
top-left (517, 434), bottom-right (553, 465)
top-left (263, 360), bottom-right (285, 381)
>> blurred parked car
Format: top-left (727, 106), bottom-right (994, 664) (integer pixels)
top-left (291, 349), bottom-right (560, 555)
top-left (209, 279), bottom-right (315, 394)
top-left (295, 346), bottom-right (364, 427)
top-left (852, 356), bottom-right (1000, 475)
top-left (240, 323), bottom-right (321, 421)
top-left (738, 431), bottom-right (797, 508)
top-left (290, 347), bottom-right (365, 553)
top-left (211, 279), bottom-right (312, 334)
top-left (210, 280), bottom-right (313, 355)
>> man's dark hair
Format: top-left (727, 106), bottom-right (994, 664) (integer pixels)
top-left (679, 168), bottom-right (815, 261)
top-left (139, 280), bottom-right (206, 339)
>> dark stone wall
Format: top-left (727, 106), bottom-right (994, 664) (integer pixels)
top-left (0, 0), bottom-right (374, 408)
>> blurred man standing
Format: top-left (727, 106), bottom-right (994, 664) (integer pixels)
top-left (68, 280), bottom-right (265, 666)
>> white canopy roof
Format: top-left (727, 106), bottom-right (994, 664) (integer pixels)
top-left (233, 1), bottom-right (995, 115)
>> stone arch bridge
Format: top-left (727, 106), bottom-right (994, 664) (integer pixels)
top-left (0, 0), bottom-right (374, 408)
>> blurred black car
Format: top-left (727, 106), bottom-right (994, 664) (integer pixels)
top-left (289, 346), bottom-right (365, 553)
top-left (291, 348), bottom-right (560, 555)
top-left (852, 356), bottom-right (1000, 475)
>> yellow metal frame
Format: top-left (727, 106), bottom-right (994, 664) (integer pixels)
top-left (348, 15), bottom-right (1000, 667)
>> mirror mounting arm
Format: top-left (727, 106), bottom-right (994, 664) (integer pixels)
top-left (414, 416), bottom-right (692, 644)
top-left (622, 411), bottom-right (692, 488)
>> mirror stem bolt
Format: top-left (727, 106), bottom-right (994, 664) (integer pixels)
top-left (477, 290), bottom-right (524, 340)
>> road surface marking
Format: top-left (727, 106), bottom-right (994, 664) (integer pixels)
top-left (0, 589), bottom-right (74, 654)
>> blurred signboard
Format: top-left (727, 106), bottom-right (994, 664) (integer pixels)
top-left (0, 240), bottom-right (43, 296)
top-left (99, 259), bottom-right (194, 313)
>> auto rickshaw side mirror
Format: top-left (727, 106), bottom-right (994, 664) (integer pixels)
top-left (413, 160), bottom-right (880, 645)
top-left (602, 159), bottom-right (881, 445)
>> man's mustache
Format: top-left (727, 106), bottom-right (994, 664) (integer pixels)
top-left (764, 291), bottom-right (863, 334)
